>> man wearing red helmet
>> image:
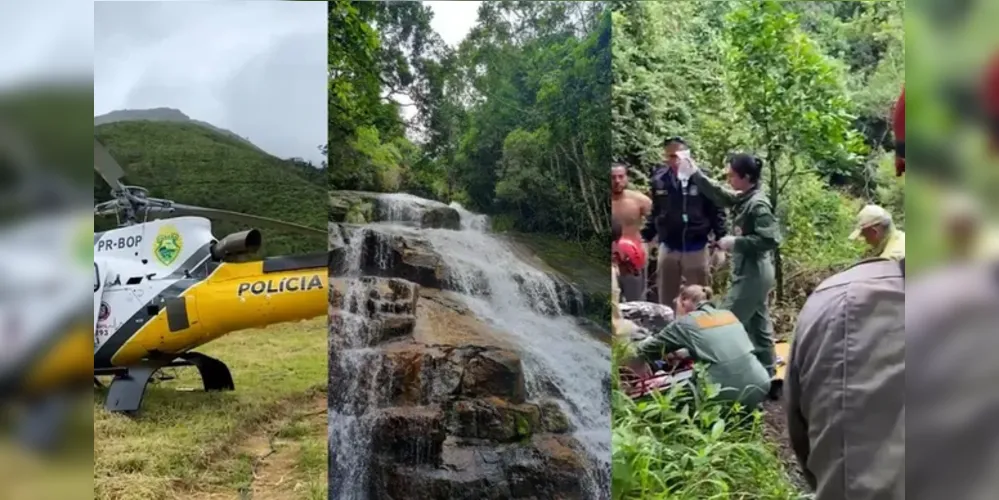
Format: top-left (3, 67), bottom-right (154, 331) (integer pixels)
top-left (612, 163), bottom-right (653, 301)
top-left (784, 89), bottom-right (905, 500)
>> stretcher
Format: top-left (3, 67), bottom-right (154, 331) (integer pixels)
top-left (774, 341), bottom-right (790, 380)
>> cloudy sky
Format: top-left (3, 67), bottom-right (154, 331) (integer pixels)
top-left (426, 1), bottom-right (481, 47)
top-left (2, 1), bottom-right (478, 164)
top-left (94, 2), bottom-right (327, 165)
top-left (0, 2), bottom-right (93, 89)
top-left (398, 1), bottom-right (480, 122)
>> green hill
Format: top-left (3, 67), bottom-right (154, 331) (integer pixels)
top-left (94, 120), bottom-right (326, 256)
top-left (95, 108), bottom-right (263, 152)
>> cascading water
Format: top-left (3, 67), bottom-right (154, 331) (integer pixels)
top-left (330, 192), bottom-right (611, 499)
top-left (328, 220), bottom-right (380, 500)
top-left (449, 201), bottom-right (489, 232)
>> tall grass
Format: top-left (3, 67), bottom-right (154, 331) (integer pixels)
top-left (611, 342), bottom-right (806, 499)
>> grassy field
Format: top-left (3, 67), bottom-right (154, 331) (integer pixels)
top-left (0, 416), bottom-right (93, 500)
top-left (94, 318), bottom-right (328, 500)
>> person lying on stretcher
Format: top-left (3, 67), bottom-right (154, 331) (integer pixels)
top-left (624, 285), bottom-right (772, 410)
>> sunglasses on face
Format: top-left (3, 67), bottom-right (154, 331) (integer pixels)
top-left (663, 135), bottom-right (687, 147)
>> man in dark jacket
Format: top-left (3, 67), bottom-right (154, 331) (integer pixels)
top-left (642, 137), bottom-right (727, 308)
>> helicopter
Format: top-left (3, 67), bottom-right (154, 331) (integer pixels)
top-left (93, 138), bottom-right (328, 415)
top-left (0, 126), bottom-right (95, 450)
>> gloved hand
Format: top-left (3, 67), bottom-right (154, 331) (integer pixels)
top-left (717, 235), bottom-right (737, 252)
top-left (709, 247), bottom-right (727, 268)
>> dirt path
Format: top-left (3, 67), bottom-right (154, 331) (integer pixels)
top-left (185, 393), bottom-right (327, 500)
top-left (762, 399), bottom-right (810, 493)
top-left (763, 343), bottom-right (808, 494)
top-left (762, 342), bottom-right (811, 492)
top-left (240, 393), bottom-right (326, 500)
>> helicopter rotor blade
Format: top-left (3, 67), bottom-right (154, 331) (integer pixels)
top-left (93, 139), bottom-right (126, 190)
top-left (152, 203), bottom-right (325, 235)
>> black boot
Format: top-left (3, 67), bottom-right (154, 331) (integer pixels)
top-left (768, 378), bottom-right (784, 401)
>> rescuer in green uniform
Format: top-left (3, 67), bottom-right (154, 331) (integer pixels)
top-left (634, 285), bottom-right (771, 409)
top-left (676, 152), bottom-right (782, 376)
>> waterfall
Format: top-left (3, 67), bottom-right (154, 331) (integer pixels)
top-left (330, 193), bottom-right (610, 499)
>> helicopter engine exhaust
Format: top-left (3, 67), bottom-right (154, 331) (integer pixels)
top-left (210, 229), bottom-right (263, 260)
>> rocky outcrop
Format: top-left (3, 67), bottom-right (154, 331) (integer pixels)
top-left (331, 223), bottom-right (602, 321)
top-left (370, 434), bottom-right (592, 500)
top-left (330, 190), bottom-right (381, 224)
top-left (420, 206), bottom-right (461, 231)
top-left (329, 277), bottom-right (597, 498)
top-left (329, 190), bottom-right (461, 230)
top-left (331, 223), bottom-right (448, 289)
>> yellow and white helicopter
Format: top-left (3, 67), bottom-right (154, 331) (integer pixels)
top-left (92, 138), bottom-right (328, 415)
top-left (0, 128), bottom-right (94, 450)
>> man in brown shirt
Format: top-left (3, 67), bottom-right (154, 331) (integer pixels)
top-left (785, 90), bottom-right (905, 499)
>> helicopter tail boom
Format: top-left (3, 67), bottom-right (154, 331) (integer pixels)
top-left (198, 262), bottom-right (328, 338)
top-left (108, 260), bottom-right (327, 367)
top-left (13, 323), bottom-right (93, 397)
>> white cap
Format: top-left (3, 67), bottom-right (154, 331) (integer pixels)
top-left (849, 205), bottom-right (892, 240)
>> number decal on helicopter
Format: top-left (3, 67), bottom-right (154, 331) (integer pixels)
top-left (95, 325), bottom-right (114, 348)
top-left (237, 274), bottom-right (325, 297)
top-left (96, 235), bottom-right (143, 252)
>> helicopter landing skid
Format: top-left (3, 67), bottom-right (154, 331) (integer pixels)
top-left (102, 352), bottom-right (235, 415)
top-left (17, 391), bottom-right (74, 453)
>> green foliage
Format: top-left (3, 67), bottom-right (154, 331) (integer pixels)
top-left (328, 0), bottom-right (414, 193)
top-left (442, 2), bottom-right (613, 240)
top-left (612, 1), bottom-right (744, 169)
top-left (778, 172), bottom-right (863, 270)
top-left (0, 85), bottom-right (95, 190)
top-left (94, 121), bottom-right (326, 256)
top-left (611, 343), bottom-right (801, 500)
top-left (329, 1), bottom-right (612, 242)
top-left (872, 152), bottom-right (905, 227)
top-left (612, 0), bottom-right (902, 298)
top-left (724, 0), bottom-right (868, 187)
top-left (612, 2), bottom-right (903, 495)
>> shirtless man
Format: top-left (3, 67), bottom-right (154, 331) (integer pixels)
top-left (611, 163), bottom-right (652, 302)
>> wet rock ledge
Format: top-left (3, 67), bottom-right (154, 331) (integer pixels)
top-left (329, 190), bottom-right (461, 229)
top-left (330, 223), bottom-right (601, 320)
top-left (330, 277), bottom-right (596, 499)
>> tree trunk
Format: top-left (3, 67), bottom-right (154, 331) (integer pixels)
top-left (767, 145), bottom-right (784, 303)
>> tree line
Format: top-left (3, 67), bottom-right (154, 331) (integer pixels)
top-left (329, 1), bottom-right (613, 242)
top-left (612, 0), bottom-right (904, 301)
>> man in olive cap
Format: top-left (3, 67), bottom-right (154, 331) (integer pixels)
top-left (785, 89), bottom-right (905, 500)
top-left (849, 204), bottom-right (905, 260)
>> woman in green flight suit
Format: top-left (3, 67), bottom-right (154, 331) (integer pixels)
top-left (677, 152), bottom-right (781, 377)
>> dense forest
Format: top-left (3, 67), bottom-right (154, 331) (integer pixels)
top-left (610, 1), bottom-right (904, 498)
top-left (329, 0), bottom-right (612, 242)
top-left (614, 0), bottom-right (904, 302)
